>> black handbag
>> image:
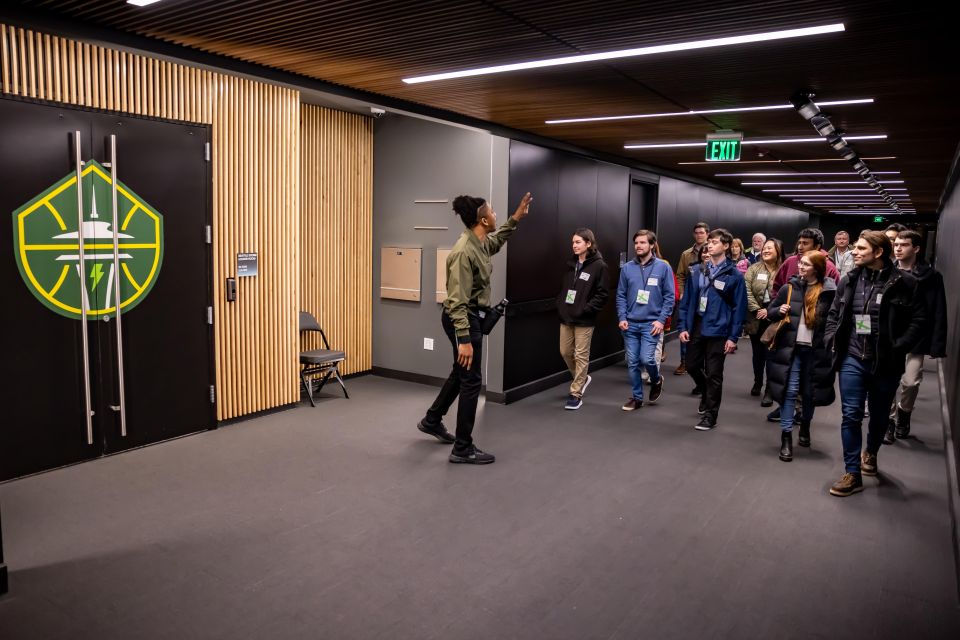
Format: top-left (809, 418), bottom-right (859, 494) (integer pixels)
top-left (477, 298), bottom-right (508, 335)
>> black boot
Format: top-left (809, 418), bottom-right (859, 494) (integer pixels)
top-left (760, 386), bottom-right (773, 407)
top-left (895, 407), bottom-right (912, 439)
top-left (779, 431), bottom-right (793, 462)
top-left (751, 379), bottom-right (762, 396)
top-left (798, 420), bottom-right (811, 447)
top-left (883, 419), bottom-right (896, 445)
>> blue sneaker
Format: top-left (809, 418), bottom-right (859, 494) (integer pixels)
top-left (564, 395), bottom-right (583, 410)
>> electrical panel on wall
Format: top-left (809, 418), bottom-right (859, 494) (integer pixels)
top-left (380, 247), bottom-right (422, 301)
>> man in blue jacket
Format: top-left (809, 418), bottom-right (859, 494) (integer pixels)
top-left (616, 229), bottom-right (675, 410)
top-left (678, 228), bottom-right (748, 430)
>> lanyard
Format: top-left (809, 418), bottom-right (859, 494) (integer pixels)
top-left (573, 259), bottom-right (584, 288)
top-left (637, 257), bottom-right (654, 288)
top-left (859, 270), bottom-right (883, 314)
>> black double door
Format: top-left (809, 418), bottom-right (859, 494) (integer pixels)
top-left (0, 98), bottom-right (214, 481)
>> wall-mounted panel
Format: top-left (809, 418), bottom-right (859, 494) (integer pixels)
top-left (379, 247), bottom-right (421, 301)
top-left (1, 23), bottom-right (301, 421)
top-left (300, 104), bottom-right (372, 377)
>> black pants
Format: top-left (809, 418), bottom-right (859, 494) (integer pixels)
top-left (748, 319), bottom-right (770, 384)
top-left (424, 311), bottom-right (483, 453)
top-left (686, 318), bottom-right (728, 420)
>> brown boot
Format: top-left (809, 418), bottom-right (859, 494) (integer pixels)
top-left (861, 450), bottom-right (878, 476)
top-left (673, 362), bottom-right (687, 376)
top-left (829, 472), bottom-right (864, 497)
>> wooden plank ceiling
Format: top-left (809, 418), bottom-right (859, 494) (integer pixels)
top-left (17, 0), bottom-right (958, 215)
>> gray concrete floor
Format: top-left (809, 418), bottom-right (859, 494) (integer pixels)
top-left (1, 341), bottom-right (958, 639)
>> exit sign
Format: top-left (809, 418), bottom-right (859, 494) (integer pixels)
top-left (873, 216), bottom-right (885, 223)
top-left (706, 131), bottom-right (743, 162)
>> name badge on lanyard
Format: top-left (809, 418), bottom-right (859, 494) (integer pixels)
top-left (636, 289), bottom-right (650, 305)
top-left (565, 290), bottom-right (577, 304)
top-left (699, 296), bottom-right (708, 313)
top-left (854, 314), bottom-right (871, 335)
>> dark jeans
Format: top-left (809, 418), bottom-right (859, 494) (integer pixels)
top-left (780, 345), bottom-right (815, 433)
top-left (424, 311), bottom-right (483, 453)
top-left (748, 320), bottom-right (770, 384)
top-left (686, 318), bottom-right (728, 420)
top-left (838, 355), bottom-right (900, 473)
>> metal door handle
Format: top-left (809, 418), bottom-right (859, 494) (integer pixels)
top-left (74, 131), bottom-right (94, 445)
top-left (108, 134), bottom-right (127, 437)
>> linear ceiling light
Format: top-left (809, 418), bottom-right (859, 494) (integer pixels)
top-left (763, 188), bottom-right (908, 192)
top-left (678, 156), bottom-right (896, 165)
top-left (715, 171), bottom-right (899, 176)
top-left (127, 0), bottom-right (163, 5)
top-left (742, 180), bottom-right (904, 185)
top-left (625, 135), bottom-right (885, 149)
top-left (545, 98), bottom-right (871, 124)
top-left (403, 23), bottom-right (845, 84)
top-left (828, 210), bottom-right (916, 214)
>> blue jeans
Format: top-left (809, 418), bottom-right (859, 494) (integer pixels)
top-left (838, 355), bottom-right (900, 473)
top-left (623, 321), bottom-right (662, 400)
top-left (780, 346), bottom-right (814, 432)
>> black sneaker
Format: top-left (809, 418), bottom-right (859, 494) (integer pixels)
top-left (698, 398), bottom-right (707, 415)
top-left (621, 398), bottom-right (643, 411)
top-left (895, 407), bottom-right (911, 439)
top-left (695, 416), bottom-right (716, 431)
top-left (417, 419), bottom-right (455, 444)
top-left (766, 407), bottom-right (781, 422)
top-left (449, 446), bottom-right (495, 465)
top-left (564, 395), bottom-right (583, 410)
top-left (649, 378), bottom-right (663, 404)
top-left (883, 420), bottom-right (896, 445)
top-left (690, 386), bottom-right (702, 396)
top-left (751, 380), bottom-right (762, 396)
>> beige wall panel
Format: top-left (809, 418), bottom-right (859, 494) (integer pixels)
top-left (300, 104), bottom-right (373, 377)
top-left (1, 24), bottom-right (302, 421)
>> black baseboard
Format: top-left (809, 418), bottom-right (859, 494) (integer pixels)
top-left (218, 402), bottom-right (299, 427)
top-left (494, 350), bottom-right (625, 405)
top-left (372, 366), bottom-right (449, 388)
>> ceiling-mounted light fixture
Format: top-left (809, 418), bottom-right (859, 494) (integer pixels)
top-left (545, 98), bottom-right (872, 124)
top-left (624, 134), bottom-right (885, 150)
top-left (404, 23), bottom-right (846, 83)
top-left (127, 0), bottom-right (164, 5)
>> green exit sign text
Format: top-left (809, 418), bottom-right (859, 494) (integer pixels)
top-left (873, 216), bottom-right (885, 223)
top-left (705, 131), bottom-right (743, 162)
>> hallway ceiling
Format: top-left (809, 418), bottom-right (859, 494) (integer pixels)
top-left (13, 1), bottom-right (958, 216)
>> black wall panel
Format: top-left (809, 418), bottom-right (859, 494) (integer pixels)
top-left (504, 141), bottom-right (811, 396)
top-left (935, 180), bottom-right (960, 487)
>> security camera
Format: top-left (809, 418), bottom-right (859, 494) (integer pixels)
top-left (370, 107), bottom-right (386, 118)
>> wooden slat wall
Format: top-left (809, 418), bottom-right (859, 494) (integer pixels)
top-left (300, 105), bottom-right (373, 375)
top-left (0, 24), bottom-right (305, 420)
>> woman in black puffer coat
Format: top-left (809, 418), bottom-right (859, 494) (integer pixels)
top-left (766, 251), bottom-right (837, 462)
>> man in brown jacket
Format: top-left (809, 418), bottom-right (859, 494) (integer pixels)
top-left (673, 221), bottom-right (710, 375)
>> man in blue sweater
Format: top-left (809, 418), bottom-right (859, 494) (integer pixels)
top-left (616, 229), bottom-right (676, 410)
top-left (678, 228), bottom-right (748, 430)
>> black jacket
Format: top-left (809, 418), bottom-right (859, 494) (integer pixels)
top-left (906, 263), bottom-right (948, 357)
top-left (765, 277), bottom-right (837, 407)
top-left (557, 252), bottom-right (610, 326)
top-left (824, 265), bottom-right (926, 377)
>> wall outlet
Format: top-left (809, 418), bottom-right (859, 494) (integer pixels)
top-left (423, 337), bottom-right (434, 350)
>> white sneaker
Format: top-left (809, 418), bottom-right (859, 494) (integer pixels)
top-left (580, 374), bottom-right (592, 395)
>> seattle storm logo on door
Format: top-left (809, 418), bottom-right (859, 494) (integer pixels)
top-left (11, 160), bottom-right (164, 320)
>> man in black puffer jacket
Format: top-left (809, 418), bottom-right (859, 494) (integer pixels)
top-left (824, 231), bottom-right (926, 497)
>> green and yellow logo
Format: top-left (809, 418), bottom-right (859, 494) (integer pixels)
top-left (11, 160), bottom-right (163, 320)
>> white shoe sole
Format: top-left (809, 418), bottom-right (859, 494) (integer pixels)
top-left (580, 375), bottom-right (592, 395)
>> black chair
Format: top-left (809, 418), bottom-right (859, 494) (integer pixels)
top-left (299, 311), bottom-right (348, 406)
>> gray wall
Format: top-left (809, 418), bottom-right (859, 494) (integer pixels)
top-left (655, 176), bottom-right (810, 270)
top-left (936, 177), bottom-right (960, 485)
top-left (372, 115), bottom-right (509, 390)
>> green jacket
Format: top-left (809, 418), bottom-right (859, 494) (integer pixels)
top-left (444, 218), bottom-right (518, 341)
top-left (675, 243), bottom-right (703, 298)
top-left (743, 260), bottom-right (778, 335)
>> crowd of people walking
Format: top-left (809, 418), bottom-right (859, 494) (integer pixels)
top-left (416, 193), bottom-right (947, 499)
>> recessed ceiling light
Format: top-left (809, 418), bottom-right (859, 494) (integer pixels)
top-left (715, 171), bottom-right (899, 176)
top-left (742, 180), bottom-right (904, 185)
top-left (625, 134), bottom-right (886, 149)
top-left (545, 98), bottom-right (872, 124)
top-left (677, 156), bottom-right (896, 165)
top-left (403, 23), bottom-right (845, 84)
top-left (127, 0), bottom-right (163, 5)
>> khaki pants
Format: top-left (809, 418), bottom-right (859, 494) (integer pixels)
top-left (560, 324), bottom-right (594, 397)
top-left (891, 353), bottom-right (925, 416)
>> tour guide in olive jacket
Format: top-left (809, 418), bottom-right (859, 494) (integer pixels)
top-left (444, 217), bottom-right (517, 343)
